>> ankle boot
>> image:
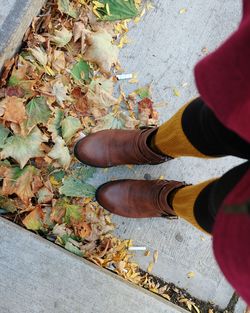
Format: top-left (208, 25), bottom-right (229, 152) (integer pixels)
top-left (74, 128), bottom-right (170, 168)
top-left (96, 179), bottom-right (186, 218)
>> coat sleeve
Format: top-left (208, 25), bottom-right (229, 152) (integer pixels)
top-left (194, 0), bottom-right (250, 143)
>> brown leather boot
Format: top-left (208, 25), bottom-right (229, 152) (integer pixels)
top-left (96, 179), bottom-right (186, 218)
top-left (74, 128), bottom-right (169, 168)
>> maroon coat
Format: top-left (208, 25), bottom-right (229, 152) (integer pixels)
top-left (194, 0), bottom-right (250, 305)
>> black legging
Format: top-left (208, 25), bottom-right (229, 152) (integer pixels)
top-left (182, 98), bottom-right (250, 233)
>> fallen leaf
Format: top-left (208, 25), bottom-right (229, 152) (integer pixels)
top-left (59, 176), bottom-right (96, 197)
top-left (47, 108), bottom-right (64, 140)
top-left (147, 262), bottom-right (154, 273)
top-left (1, 127), bottom-right (47, 169)
top-left (51, 27), bottom-right (72, 47)
top-left (61, 116), bottom-right (81, 143)
top-left (48, 137), bottom-right (71, 169)
top-left (1, 96), bottom-right (26, 124)
top-left (52, 50), bottom-right (66, 73)
top-left (65, 241), bottom-right (84, 257)
top-left (1, 165), bottom-right (39, 205)
top-left (26, 96), bottom-right (51, 129)
top-left (38, 187), bottom-right (53, 204)
top-left (57, 0), bottom-right (79, 18)
top-left (96, 0), bottom-right (138, 21)
top-left (52, 81), bottom-right (70, 105)
top-left (84, 29), bottom-right (119, 74)
top-left (0, 195), bottom-right (18, 213)
top-left (71, 59), bottom-right (91, 84)
top-left (73, 22), bottom-right (90, 53)
top-left (0, 124), bottom-right (10, 148)
top-left (22, 206), bottom-right (44, 230)
top-left (28, 46), bottom-right (48, 66)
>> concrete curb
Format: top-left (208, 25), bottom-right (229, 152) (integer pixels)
top-left (0, 217), bottom-right (187, 313)
top-left (0, 0), bottom-right (46, 70)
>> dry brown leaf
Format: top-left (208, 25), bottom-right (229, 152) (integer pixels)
top-left (52, 50), bottom-right (66, 72)
top-left (1, 96), bottom-right (26, 124)
top-left (1, 165), bottom-right (39, 205)
top-left (84, 29), bottom-right (119, 74)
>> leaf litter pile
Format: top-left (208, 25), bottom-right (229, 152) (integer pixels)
top-left (0, 1), bottom-right (224, 312)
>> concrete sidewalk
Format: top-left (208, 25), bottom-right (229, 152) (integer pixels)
top-left (91, 0), bottom-right (245, 309)
top-left (0, 0), bottom-right (247, 312)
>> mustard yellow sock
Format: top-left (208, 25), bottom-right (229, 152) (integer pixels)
top-left (153, 101), bottom-right (210, 158)
top-left (172, 179), bottom-right (218, 233)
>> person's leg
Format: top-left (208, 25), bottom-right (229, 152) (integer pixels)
top-left (153, 97), bottom-right (250, 159)
top-left (172, 161), bottom-right (250, 234)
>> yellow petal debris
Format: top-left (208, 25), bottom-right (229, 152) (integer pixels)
top-left (146, 2), bottom-right (154, 11)
top-left (153, 250), bottom-right (158, 263)
top-left (129, 73), bottom-right (139, 84)
top-left (159, 175), bottom-right (164, 180)
top-left (173, 88), bottom-right (180, 97)
top-left (187, 271), bottom-right (195, 278)
top-left (144, 250), bottom-right (151, 256)
top-left (117, 35), bottom-right (129, 49)
top-left (147, 261), bottom-right (154, 273)
top-left (179, 8), bottom-right (188, 14)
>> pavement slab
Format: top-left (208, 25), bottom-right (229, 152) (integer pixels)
top-left (89, 0), bottom-right (244, 309)
top-left (0, 217), bottom-right (186, 313)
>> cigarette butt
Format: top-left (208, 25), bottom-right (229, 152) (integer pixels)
top-left (116, 73), bottom-right (133, 80)
top-left (128, 246), bottom-right (147, 251)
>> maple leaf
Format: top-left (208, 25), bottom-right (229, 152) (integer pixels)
top-left (28, 46), bottom-right (48, 66)
top-left (1, 96), bottom-right (27, 124)
top-left (57, 0), bottom-right (79, 18)
top-left (51, 27), bottom-right (73, 47)
top-left (64, 204), bottom-right (82, 225)
top-left (0, 165), bottom-right (38, 205)
top-left (71, 59), bottom-right (91, 84)
top-left (84, 29), bottom-right (119, 74)
top-left (52, 50), bottom-right (66, 73)
top-left (0, 196), bottom-right (17, 213)
top-left (61, 116), bottom-right (81, 143)
top-left (92, 112), bottom-right (138, 132)
top-left (65, 241), bottom-right (84, 256)
top-left (86, 77), bottom-right (118, 118)
top-left (59, 176), bottom-right (96, 198)
top-left (47, 108), bottom-right (64, 140)
top-left (22, 206), bottom-right (44, 231)
top-left (26, 96), bottom-right (51, 129)
top-left (96, 0), bottom-right (138, 21)
top-left (73, 22), bottom-right (90, 53)
top-left (0, 124), bottom-right (10, 148)
top-left (52, 81), bottom-right (69, 105)
top-left (48, 137), bottom-right (71, 169)
top-left (51, 198), bottom-right (68, 224)
top-left (37, 187), bottom-right (53, 204)
top-left (1, 127), bottom-right (47, 169)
